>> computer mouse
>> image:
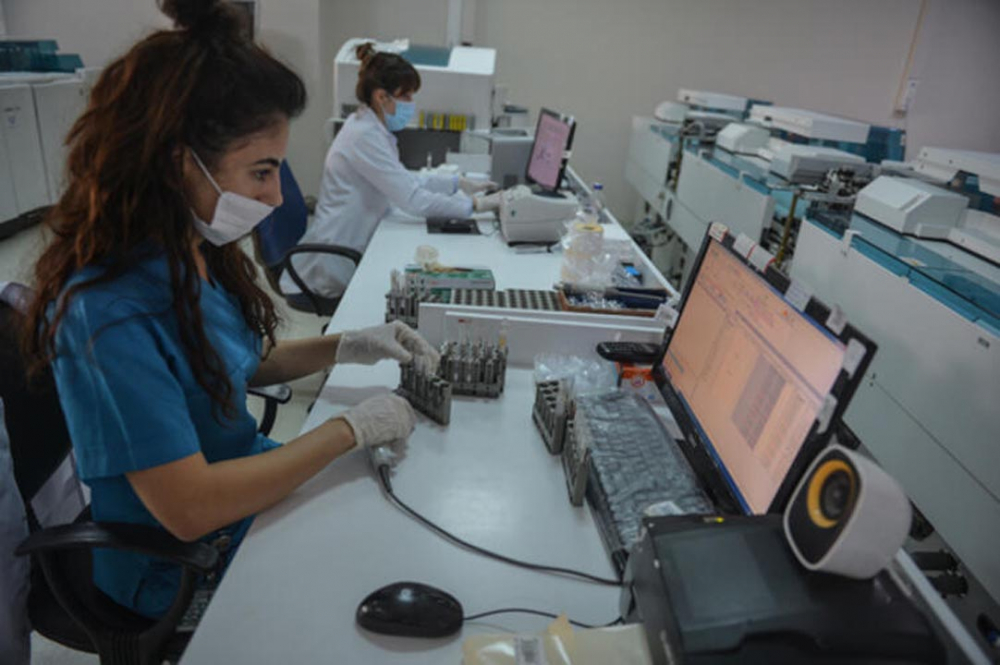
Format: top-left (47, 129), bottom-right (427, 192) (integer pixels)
top-left (356, 581), bottom-right (464, 638)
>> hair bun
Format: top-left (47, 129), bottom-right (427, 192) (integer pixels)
top-left (159, 0), bottom-right (245, 40)
top-left (355, 42), bottom-right (377, 67)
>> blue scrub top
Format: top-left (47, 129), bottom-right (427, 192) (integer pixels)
top-left (51, 250), bottom-right (279, 618)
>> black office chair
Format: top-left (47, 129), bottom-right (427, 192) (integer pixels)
top-left (252, 161), bottom-right (361, 317)
top-left (0, 299), bottom-right (217, 665)
top-left (0, 282), bottom-right (290, 664)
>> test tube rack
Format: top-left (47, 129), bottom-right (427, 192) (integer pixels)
top-left (561, 417), bottom-right (589, 506)
top-left (448, 288), bottom-right (562, 311)
top-left (397, 361), bottom-right (452, 426)
top-left (385, 290), bottom-right (444, 328)
top-left (531, 379), bottom-right (573, 454)
top-left (438, 341), bottom-right (508, 398)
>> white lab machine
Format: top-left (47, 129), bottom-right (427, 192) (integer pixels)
top-left (498, 185), bottom-right (579, 244)
top-left (0, 83), bottom-right (51, 223)
top-left (653, 101), bottom-right (688, 124)
top-left (749, 105), bottom-right (872, 144)
top-left (0, 69), bottom-right (94, 230)
top-left (333, 38), bottom-right (496, 130)
top-left (32, 76), bottom-right (90, 199)
top-left (677, 88), bottom-right (752, 114)
top-left (856, 151), bottom-right (1000, 264)
top-left (715, 123), bottom-right (770, 155)
top-left (768, 143), bottom-right (868, 183)
top-left (460, 128), bottom-right (534, 189)
top-left (791, 150), bottom-right (1000, 608)
top-left (855, 176), bottom-right (968, 235)
top-left (915, 147), bottom-right (1000, 198)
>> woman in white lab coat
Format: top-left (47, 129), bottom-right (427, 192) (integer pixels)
top-left (281, 43), bottom-right (499, 299)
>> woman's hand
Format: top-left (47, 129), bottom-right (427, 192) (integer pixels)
top-left (335, 321), bottom-right (440, 368)
top-left (459, 177), bottom-right (498, 196)
top-left (339, 393), bottom-right (416, 448)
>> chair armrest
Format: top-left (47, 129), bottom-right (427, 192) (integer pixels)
top-left (283, 243), bottom-right (362, 265)
top-left (247, 383), bottom-right (293, 435)
top-left (282, 243), bottom-right (362, 316)
top-left (248, 383), bottom-right (292, 404)
top-left (17, 522), bottom-right (218, 574)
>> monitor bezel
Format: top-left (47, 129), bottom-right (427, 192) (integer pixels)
top-left (525, 108), bottom-right (576, 192)
top-left (651, 227), bottom-right (878, 516)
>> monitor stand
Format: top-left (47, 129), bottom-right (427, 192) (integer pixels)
top-left (530, 185), bottom-right (569, 199)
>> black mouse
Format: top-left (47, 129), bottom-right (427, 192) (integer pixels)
top-left (356, 581), bottom-right (464, 638)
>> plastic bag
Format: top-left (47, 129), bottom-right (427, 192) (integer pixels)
top-left (533, 354), bottom-right (617, 398)
top-left (462, 616), bottom-right (654, 665)
top-left (559, 220), bottom-right (616, 287)
top-left (463, 615), bottom-right (575, 665)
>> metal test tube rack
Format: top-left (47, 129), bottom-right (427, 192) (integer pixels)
top-left (397, 361), bottom-right (452, 426)
top-left (438, 341), bottom-right (508, 398)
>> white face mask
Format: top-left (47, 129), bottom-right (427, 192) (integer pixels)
top-left (190, 150), bottom-right (275, 246)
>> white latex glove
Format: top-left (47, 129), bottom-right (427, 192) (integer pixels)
top-left (336, 321), bottom-right (441, 368)
top-left (340, 394), bottom-right (416, 448)
top-left (473, 191), bottom-right (502, 213)
top-left (459, 177), bottom-right (498, 196)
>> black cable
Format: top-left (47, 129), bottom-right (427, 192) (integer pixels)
top-left (376, 465), bottom-right (623, 587)
top-left (464, 608), bottom-right (624, 630)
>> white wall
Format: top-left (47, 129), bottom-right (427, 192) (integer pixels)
top-left (902, 0), bottom-right (1000, 156)
top-left (4, 0), bottom-right (328, 197)
top-left (4, 0), bottom-right (168, 66)
top-left (319, 0), bottom-right (1000, 217)
top-left (471, 0), bottom-right (1000, 216)
top-left (6, 0), bottom-right (1000, 211)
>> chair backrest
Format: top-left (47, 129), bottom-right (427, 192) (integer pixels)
top-left (0, 398), bottom-right (32, 665)
top-left (254, 161), bottom-right (309, 272)
top-left (0, 294), bottom-right (87, 531)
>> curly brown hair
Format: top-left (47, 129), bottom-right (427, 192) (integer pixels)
top-left (22, 0), bottom-right (306, 417)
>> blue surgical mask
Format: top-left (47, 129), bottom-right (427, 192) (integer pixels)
top-left (383, 99), bottom-right (415, 132)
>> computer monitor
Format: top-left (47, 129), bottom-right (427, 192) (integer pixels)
top-left (652, 228), bottom-right (876, 515)
top-left (525, 108), bottom-right (576, 191)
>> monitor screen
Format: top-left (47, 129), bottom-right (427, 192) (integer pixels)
top-left (661, 241), bottom-right (847, 513)
top-left (526, 109), bottom-right (575, 191)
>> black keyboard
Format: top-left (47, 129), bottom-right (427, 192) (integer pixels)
top-left (574, 391), bottom-right (713, 573)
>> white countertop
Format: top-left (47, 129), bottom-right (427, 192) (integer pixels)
top-left (181, 202), bottom-right (661, 663)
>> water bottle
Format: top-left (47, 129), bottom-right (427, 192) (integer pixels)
top-left (591, 182), bottom-right (606, 218)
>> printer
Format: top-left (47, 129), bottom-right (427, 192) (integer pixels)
top-left (498, 185), bottom-right (579, 244)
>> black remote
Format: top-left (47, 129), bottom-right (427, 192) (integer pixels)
top-left (596, 341), bottom-right (661, 364)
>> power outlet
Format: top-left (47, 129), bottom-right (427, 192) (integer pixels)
top-left (896, 78), bottom-right (920, 115)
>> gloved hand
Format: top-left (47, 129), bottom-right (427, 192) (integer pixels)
top-left (340, 393), bottom-right (416, 448)
top-left (459, 177), bottom-right (498, 196)
top-left (473, 191), bottom-right (503, 213)
top-left (336, 321), bottom-right (441, 368)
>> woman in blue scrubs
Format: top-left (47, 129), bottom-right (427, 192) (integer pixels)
top-left (21, 0), bottom-right (434, 619)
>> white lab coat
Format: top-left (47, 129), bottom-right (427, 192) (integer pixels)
top-left (279, 106), bottom-right (473, 298)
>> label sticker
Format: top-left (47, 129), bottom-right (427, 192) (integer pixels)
top-left (733, 233), bottom-right (755, 258)
top-left (785, 279), bottom-right (813, 313)
top-left (816, 394), bottom-right (838, 434)
top-left (825, 304), bottom-right (847, 335)
top-left (655, 303), bottom-right (679, 328)
top-left (842, 338), bottom-right (867, 378)
top-left (516, 636), bottom-right (549, 665)
top-left (708, 222), bottom-right (728, 242)
top-left (748, 245), bottom-right (773, 272)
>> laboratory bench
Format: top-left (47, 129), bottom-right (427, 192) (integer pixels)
top-left (180, 175), bottom-right (665, 664)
